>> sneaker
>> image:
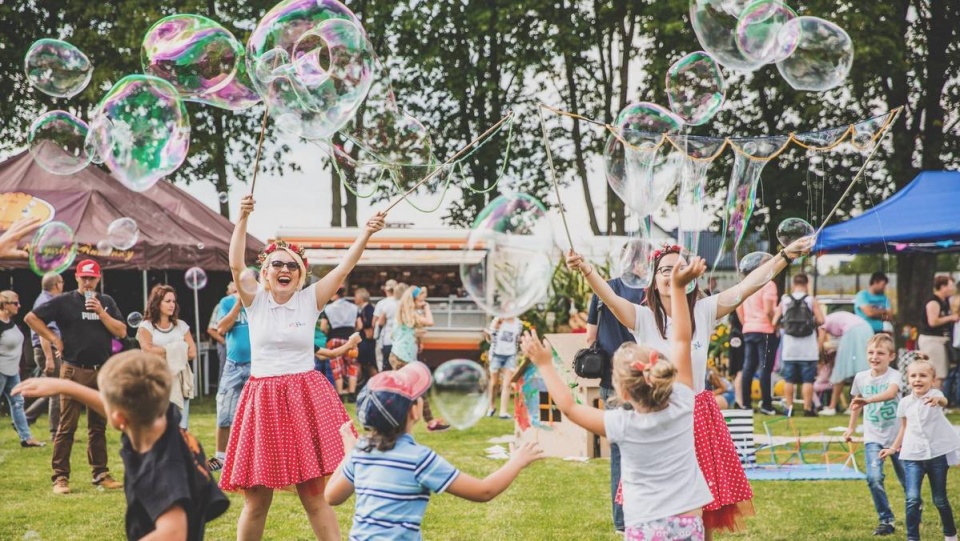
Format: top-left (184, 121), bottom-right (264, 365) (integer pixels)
top-left (92, 473), bottom-right (123, 490)
top-left (803, 409), bottom-right (818, 417)
top-left (820, 407), bottom-right (837, 416)
top-left (498, 414), bottom-right (512, 420)
top-left (207, 457), bottom-right (224, 472)
top-left (872, 522), bottom-right (895, 536)
top-left (426, 420), bottom-right (450, 432)
top-left (487, 408), bottom-right (496, 417)
top-left (347, 393), bottom-right (357, 404)
top-left (52, 477), bottom-right (70, 495)
top-left (759, 406), bottom-right (777, 416)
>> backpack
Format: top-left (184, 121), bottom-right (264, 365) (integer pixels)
top-left (782, 294), bottom-right (816, 337)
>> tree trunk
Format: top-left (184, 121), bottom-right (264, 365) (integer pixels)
top-left (561, 38), bottom-right (600, 236)
top-left (345, 188), bottom-right (358, 227)
top-left (331, 162), bottom-right (343, 227)
top-left (212, 108), bottom-right (230, 219)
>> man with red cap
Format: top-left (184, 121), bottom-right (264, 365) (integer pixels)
top-left (25, 259), bottom-right (127, 495)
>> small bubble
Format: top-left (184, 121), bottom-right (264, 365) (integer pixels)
top-left (196, 243), bottom-right (205, 250)
top-left (217, 191), bottom-right (228, 204)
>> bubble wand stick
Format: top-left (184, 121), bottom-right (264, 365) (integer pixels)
top-left (248, 108), bottom-right (270, 195)
top-left (383, 111), bottom-right (515, 213)
top-left (538, 104), bottom-right (574, 251)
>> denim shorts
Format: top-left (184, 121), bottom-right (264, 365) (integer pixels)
top-left (216, 361), bottom-right (250, 427)
top-left (781, 360), bottom-right (817, 384)
top-left (489, 354), bottom-right (517, 371)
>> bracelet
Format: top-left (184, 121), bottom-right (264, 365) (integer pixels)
top-left (778, 249), bottom-right (794, 264)
top-left (582, 266), bottom-right (594, 278)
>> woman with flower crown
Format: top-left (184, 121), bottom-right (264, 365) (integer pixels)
top-left (220, 194), bottom-right (384, 540)
top-left (566, 237), bottom-right (813, 537)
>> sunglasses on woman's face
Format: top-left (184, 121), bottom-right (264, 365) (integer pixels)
top-left (5, 301), bottom-right (19, 306)
top-left (270, 260), bottom-right (300, 271)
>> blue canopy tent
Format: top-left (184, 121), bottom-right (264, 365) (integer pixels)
top-left (814, 171), bottom-right (960, 253)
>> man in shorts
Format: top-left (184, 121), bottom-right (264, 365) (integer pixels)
top-left (208, 292), bottom-right (251, 471)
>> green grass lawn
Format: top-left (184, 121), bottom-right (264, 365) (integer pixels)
top-left (4, 398), bottom-right (960, 540)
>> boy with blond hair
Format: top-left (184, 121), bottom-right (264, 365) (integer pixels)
top-left (14, 351), bottom-right (228, 540)
top-left (844, 333), bottom-right (904, 537)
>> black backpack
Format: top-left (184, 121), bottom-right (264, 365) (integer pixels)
top-left (782, 294), bottom-right (816, 337)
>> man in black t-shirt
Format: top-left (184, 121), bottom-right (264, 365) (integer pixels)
top-left (25, 259), bottom-right (127, 495)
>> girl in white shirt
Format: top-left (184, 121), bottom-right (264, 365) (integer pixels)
top-left (522, 257), bottom-right (713, 540)
top-left (221, 194), bottom-right (384, 541)
top-left (881, 357), bottom-right (960, 541)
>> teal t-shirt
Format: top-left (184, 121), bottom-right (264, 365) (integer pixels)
top-left (854, 290), bottom-right (890, 332)
top-left (217, 296), bottom-right (251, 364)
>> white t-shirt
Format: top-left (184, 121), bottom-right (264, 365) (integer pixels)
top-left (896, 389), bottom-right (960, 462)
top-left (373, 297), bottom-right (398, 346)
top-left (139, 320), bottom-right (190, 348)
top-left (247, 283), bottom-right (321, 378)
top-left (779, 293), bottom-right (819, 361)
top-left (489, 318), bottom-right (522, 357)
top-left (325, 298), bottom-right (359, 330)
top-left (604, 383), bottom-right (714, 525)
top-left (850, 368), bottom-right (901, 446)
top-left (633, 294), bottom-right (718, 393)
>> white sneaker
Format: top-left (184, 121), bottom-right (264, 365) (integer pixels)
top-left (819, 407), bottom-right (837, 416)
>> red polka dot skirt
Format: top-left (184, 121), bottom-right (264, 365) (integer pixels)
top-left (692, 390), bottom-right (755, 533)
top-left (219, 369), bottom-right (352, 492)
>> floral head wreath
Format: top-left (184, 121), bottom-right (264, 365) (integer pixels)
top-left (258, 239), bottom-right (308, 268)
top-left (649, 243), bottom-right (682, 262)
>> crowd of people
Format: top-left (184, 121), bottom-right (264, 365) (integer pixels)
top-left (1, 204), bottom-right (959, 540)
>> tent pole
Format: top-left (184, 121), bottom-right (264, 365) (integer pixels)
top-left (193, 287), bottom-right (201, 399)
top-left (142, 270), bottom-right (148, 310)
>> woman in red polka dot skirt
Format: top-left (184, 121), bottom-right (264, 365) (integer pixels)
top-left (568, 237), bottom-right (813, 537)
top-left (221, 194), bottom-right (384, 540)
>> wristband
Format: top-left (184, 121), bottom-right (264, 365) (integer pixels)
top-left (778, 249), bottom-right (794, 264)
top-left (582, 266), bottom-right (594, 278)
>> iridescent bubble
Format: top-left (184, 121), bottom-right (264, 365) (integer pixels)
top-left (238, 266), bottom-right (259, 296)
top-left (460, 194), bottom-right (554, 318)
top-left (188, 53), bottom-right (262, 111)
top-left (24, 39), bottom-right (93, 98)
top-left (246, 1), bottom-right (375, 140)
top-left (28, 111), bottom-right (92, 175)
top-left (126, 312), bottom-right (144, 327)
top-left (196, 242), bottom-right (205, 250)
top-left (141, 14), bottom-right (243, 98)
top-left (665, 51), bottom-right (726, 126)
top-left (739, 251), bottom-right (774, 275)
top-left (107, 217), bottom-right (139, 250)
top-left (690, 0), bottom-right (767, 71)
top-left (184, 266), bottom-right (208, 290)
top-left (91, 75), bottom-right (190, 192)
top-left (735, 0), bottom-right (798, 64)
top-left (776, 17), bottom-right (853, 92)
top-left (776, 217), bottom-right (816, 248)
top-left (616, 236), bottom-right (654, 289)
top-left (29, 221), bottom-right (78, 276)
top-left (431, 359), bottom-right (488, 430)
top-left (96, 239), bottom-right (113, 255)
top-left (217, 191), bottom-right (228, 203)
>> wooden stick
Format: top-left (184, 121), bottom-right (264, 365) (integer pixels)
top-left (383, 111), bottom-right (515, 213)
top-left (538, 104), bottom-right (574, 251)
top-left (249, 108), bottom-right (270, 195)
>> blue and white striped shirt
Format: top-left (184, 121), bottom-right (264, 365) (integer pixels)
top-left (344, 433), bottom-right (460, 540)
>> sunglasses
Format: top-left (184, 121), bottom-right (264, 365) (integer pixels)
top-left (5, 301), bottom-right (20, 306)
top-left (270, 260), bottom-right (300, 271)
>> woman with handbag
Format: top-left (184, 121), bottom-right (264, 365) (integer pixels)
top-left (566, 237), bottom-right (813, 536)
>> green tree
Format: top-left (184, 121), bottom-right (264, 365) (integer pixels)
top-left (0, 1), bottom-right (297, 219)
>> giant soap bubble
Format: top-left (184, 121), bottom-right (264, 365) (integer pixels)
top-left (431, 359), bottom-right (489, 430)
top-left (90, 75), bottom-right (190, 192)
top-left (776, 17), bottom-right (853, 92)
top-left (735, 0), bottom-right (798, 64)
top-left (141, 14), bottom-right (243, 99)
top-left (690, 0), bottom-right (766, 71)
top-left (28, 111), bottom-right (92, 175)
top-left (189, 56), bottom-right (262, 111)
top-left (246, 0), bottom-right (376, 140)
top-left (106, 217), bottom-right (139, 250)
top-left (616, 235), bottom-right (655, 290)
top-left (185, 266), bottom-right (208, 290)
top-left (460, 194), bottom-right (554, 318)
top-left (29, 221), bottom-right (78, 276)
top-left (776, 217), bottom-right (816, 248)
top-left (24, 39), bottom-right (93, 99)
top-left (665, 51), bottom-right (726, 126)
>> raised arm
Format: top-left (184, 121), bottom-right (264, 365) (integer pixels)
top-left (0, 217), bottom-right (42, 259)
top-left (13, 378), bottom-right (106, 418)
top-left (315, 213), bottom-right (385, 311)
top-left (231, 195), bottom-right (256, 307)
top-left (670, 257), bottom-right (706, 389)
top-left (566, 251), bottom-right (637, 332)
top-left (445, 442), bottom-right (543, 502)
top-left (715, 237), bottom-right (813, 318)
top-left (519, 330), bottom-right (605, 436)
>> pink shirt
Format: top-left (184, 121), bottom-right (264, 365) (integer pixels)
top-left (821, 310), bottom-right (870, 337)
top-left (741, 281), bottom-right (778, 334)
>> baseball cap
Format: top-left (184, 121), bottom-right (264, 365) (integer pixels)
top-left (75, 260), bottom-right (101, 278)
top-left (357, 361), bottom-right (432, 432)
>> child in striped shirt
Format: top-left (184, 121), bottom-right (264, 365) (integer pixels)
top-left (325, 361), bottom-right (543, 540)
